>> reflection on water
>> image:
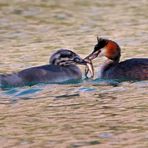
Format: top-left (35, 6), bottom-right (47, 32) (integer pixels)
top-left (0, 0), bottom-right (148, 147)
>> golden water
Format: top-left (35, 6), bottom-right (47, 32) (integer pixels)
top-left (0, 0), bottom-right (148, 147)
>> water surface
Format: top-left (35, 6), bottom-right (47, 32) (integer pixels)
top-left (0, 0), bottom-right (148, 147)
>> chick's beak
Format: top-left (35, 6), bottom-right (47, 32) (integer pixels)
top-left (73, 56), bottom-right (94, 78)
top-left (74, 57), bottom-right (87, 65)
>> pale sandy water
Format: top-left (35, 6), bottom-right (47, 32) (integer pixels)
top-left (0, 0), bottom-right (148, 147)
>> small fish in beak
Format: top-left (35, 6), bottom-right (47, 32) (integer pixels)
top-left (73, 56), bottom-right (94, 78)
top-left (84, 58), bottom-right (94, 78)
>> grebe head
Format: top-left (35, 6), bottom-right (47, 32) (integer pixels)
top-left (50, 49), bottom-right (87, 66)
top-left (50, 49), bottom-right (94, 77)
top-left (85, 37), bottom-right (121, 62)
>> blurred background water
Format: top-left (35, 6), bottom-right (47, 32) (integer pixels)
top-left (0, 0), bottom-right (148, 147)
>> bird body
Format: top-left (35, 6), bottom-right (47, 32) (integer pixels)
top-left (85, 38), bottom-right (148, 81)
top-left (0, 64), bottom-right (82, 87)
top-left (0, 49), bottom-right (89, 88)
top-left (100, 58), bottom-right (148, 80)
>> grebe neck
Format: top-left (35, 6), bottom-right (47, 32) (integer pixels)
top-left (101, 58), bottom-right (120, 77)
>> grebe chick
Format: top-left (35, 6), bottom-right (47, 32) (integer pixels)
top-left (0, 49), bottom-right (93, 88)
top-left (85, 38), bottom-right (148, 81)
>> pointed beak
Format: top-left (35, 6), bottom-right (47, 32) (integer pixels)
top-left (73, 56), bottom-right (87, 65)
top-left (84, 50), bottom-right (101, 61)
top-left (82, 50), bottom-right (100, 78)
top-left (73, 56), bottom-right (94, 78)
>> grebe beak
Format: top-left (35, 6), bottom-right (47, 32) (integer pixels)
top-left (73, 56), bottom-right (94, 78)
top-left (84, 50), bottom-right (101, 61)
top-left (83, 50), bottom-right (101, 78)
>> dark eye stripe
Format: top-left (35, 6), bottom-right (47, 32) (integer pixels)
top-left (50, 49), bottom-right (79, 65)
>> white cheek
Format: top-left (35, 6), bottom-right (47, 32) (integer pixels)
top-left (98, 48), bottom-right (105, 57)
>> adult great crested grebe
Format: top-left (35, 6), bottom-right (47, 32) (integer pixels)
top-left (0, 49), bottom-right (93, 88)
top-left (85, 37), bottom-right (148, 81)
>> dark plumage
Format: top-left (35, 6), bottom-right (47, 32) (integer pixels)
top-left (0, 49), bottom-right (87, 88)
top-left (101, 58), bottom-right (148, 80)
top-left (85, 38), bottom-right (148, 81)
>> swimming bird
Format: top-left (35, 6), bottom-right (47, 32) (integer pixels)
top-left (85, 37), bottom-right (148, 81)
top-left (0, 49), bottom-right (93, 88)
